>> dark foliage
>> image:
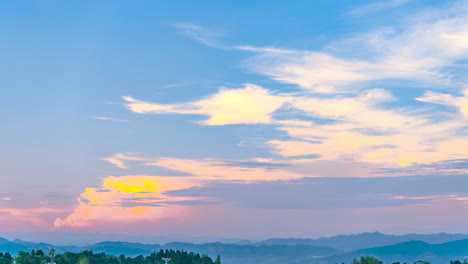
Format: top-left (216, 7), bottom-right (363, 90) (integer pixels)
top-left (6, 249), bottom-right (221, 264)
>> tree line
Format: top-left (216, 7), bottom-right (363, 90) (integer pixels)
top-left (3, 252), bottom-right (468, 264)
top-left (350, 256), bottom-right (468, 264)
top-left (0, 249), bottom-right (221, 264)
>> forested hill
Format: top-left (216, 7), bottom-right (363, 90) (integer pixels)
top-left (315, 239), bottom-right (468, 264)
top-left (0, 249), bottom-right (220, 264)
top-left (4, 234), bottom-right (468, 264)
top-left (0, 238), bottom-right (342, 264)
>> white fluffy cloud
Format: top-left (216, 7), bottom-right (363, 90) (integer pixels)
top-left (123, 84), bottom-right (289, 125)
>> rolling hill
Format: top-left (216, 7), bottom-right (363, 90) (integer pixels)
top-left (257, 232), bottom-right (468, 252)
top-left (2, 233), bottom-right (468, 264)
top-left (316, 239), bottom-right (468, 264)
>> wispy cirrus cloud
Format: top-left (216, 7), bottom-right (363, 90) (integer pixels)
top-left (240, 2), bottom-right (468, 94)
top-left (374, 159), bottom-right (468, 175)
top-left (165, 174), bottom-right (468, 210)
top-left (416, 90), bottom-right (468, 118)
top-left (91, 116), bottom-right (128, 122)
top-left (100, 153), bottom-right (311, 181)
top-left (173, 23), bottom-right (226, 49)
top-left (231, 2), bottom-right (468, 166)
top-left (347, 0), bottom-right (413, 17)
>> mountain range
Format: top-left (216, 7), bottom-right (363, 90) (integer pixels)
top-left (317, 239), bottom-right (468, 264)
top-left (257, 232), bottom-right (468, 251)
top-left (2, 232), bottom-right (468, 264)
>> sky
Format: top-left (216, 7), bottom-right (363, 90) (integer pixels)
top-left (1, 0), bottom-right (468, 241)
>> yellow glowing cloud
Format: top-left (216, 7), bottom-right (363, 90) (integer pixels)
top-left (104, 177), bottom-right (163, 193)
top-left (122, 84), bottom-right (289, 125)
top-left (57, 150), bottom-right (324, 229)
top-left (195, 84), bottom-right (289, 125)
top-left (54, 175), bottom-right (206, 229)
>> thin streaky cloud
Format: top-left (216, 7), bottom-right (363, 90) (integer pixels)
top-left (172, 23), bottom-right (227, 49)
top-left (161, 82), bottom-right (193, 89)
top-left (348, 0), bottom-right (413, 16)
top-left (241, 4), bottom-right (468, 94)
top-left (91, 116), bottom-right (128, 122)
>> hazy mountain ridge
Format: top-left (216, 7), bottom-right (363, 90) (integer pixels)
top-left (315, 239), bottom-right (468, 264)
top-left (2, 233), bottom-right (468, 264)
top-left (257, 232), bottom-right (468, 251)
top-left (0, 238), bottom-right (340, 264)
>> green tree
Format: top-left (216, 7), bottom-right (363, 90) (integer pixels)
top-left (352, 256), bottom-right (383, 264)
top-left (77, 256), bottom-right (90, 264)
top-left (214, 255), bottom-right (221, 264)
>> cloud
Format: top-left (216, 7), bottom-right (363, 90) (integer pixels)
top-left (121, 84), bottom-right (468, 166)
top-left (374, 159), bottom-right (468, 175)
top-left (53, 175), bottom-right (207, 229)
top-left (265, 88), bottom-right (468, 166)
top-left (56, 151), bottom-right (468, 229)
top-left (115, 2), bottom-right (468, 168)
top-left (173, 23), bottom-right (225, 49)
top-left (101, 153), bottom-right (311, 181)
top-left (58, 152), bottom-right (320, 229)
top-left (348, 0), bottom-right (413, 17)
top-left (235, 3), bottom-right (468, 167)
top-left (56, 1), bottom-right (468, 233)
top-left (91, 116), bottom-right (128, 122)
top-left (240, 2), bottom-right (468, 93)
top-left (122, 84), bottom-right (290, 125)
top-left (101, 153), bottom-right (149, 169)
top-left (239, 48), bottom-right (384, 93)
top-left (416, 90), bottom-right (468, 118)
top-left (0, 206), bottom-right (69, 230)
top-left (59, 150), bottom-right (468, 231)
top-left (165, 174), bottom-right (468, 210)
top-left (270, 121), bottom-right (468, 166)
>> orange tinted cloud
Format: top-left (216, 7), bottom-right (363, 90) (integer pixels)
top-left (416, 90), bottom-right (468, 118)
top-left (53, 176), bottom-right (208, 229)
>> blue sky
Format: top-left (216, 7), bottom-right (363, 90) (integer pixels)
top-left (1, 0), bottom-right (468, 239)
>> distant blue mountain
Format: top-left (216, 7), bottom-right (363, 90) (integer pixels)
top-left (0, 238), bottom-right (340, 264)
top-left (316, 239), bottom-right (468, 264)
top-left (2, 232), bottom-right (468, 264)
top-left (257, 232), bottom-right (468, 251)
top-left (0, 237), bottom-right (10, 244)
